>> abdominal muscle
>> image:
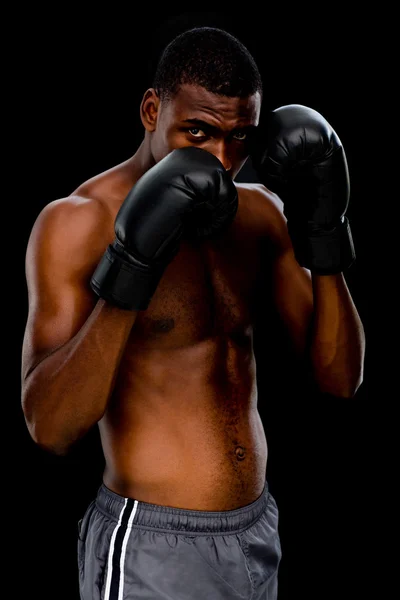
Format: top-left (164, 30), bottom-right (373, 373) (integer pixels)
top-left (99, 334), bottom-right (268, 511)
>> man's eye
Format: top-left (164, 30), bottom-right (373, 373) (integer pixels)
top-left (233, 131), bottom-right (247, 141)
top-left (188, 128), bottom-right (206, 138)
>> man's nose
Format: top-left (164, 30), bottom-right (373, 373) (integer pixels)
top-left (210, 143), bottom-right (232, 172)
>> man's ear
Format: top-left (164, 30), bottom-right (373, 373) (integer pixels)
top-left (140, 88), bottom-right (160, 132)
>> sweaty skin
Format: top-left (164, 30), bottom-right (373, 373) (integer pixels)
top-left (22, 85), bottom-right (317, 510)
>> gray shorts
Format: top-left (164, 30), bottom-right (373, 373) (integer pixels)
top-left (77, 481), bottom-right (281, 599)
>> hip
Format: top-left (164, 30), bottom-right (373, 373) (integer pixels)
top-left (77, 478), bottom-right (281, 599)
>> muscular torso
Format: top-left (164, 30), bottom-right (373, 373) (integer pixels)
top-left (78, 165), bottom-right (276, 510)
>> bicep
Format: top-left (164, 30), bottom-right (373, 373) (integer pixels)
top-left (22, 199), bottom-right (108, 377)
top-left (270, 246), bottom-right (314, 357)
top-left (255, 187), bottom-right (314, 357)
top-left (23, 274), bottom-right (93, 376)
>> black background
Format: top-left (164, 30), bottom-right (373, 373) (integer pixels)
top-left (11, 9), bottom-right (375, 600)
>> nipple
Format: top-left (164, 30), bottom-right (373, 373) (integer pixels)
top-left (152, 318), bottom-right (175, 334)
top-left (235, 446), bottom-right (246, 461)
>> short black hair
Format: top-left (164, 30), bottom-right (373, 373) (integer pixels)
top-left (152, 27), bottom-right (263, 102)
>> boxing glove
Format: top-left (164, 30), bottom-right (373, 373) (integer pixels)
top-left (90, 146), bottom-right (238, 310)
top-left (251, 104), bottom-right (356, 274)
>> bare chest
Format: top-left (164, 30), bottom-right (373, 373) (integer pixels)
top-left (131, 228), bottom-right (262, 346)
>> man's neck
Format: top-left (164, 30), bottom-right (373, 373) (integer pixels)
top-left (125, 138), bottom-right (156, 183)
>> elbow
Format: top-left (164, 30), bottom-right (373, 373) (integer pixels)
top-left (340, 365), bottom-right (365, 399)
top-left (349, 374), bottom-right (364, 398)
top-left (344, 375), bottom-right (364, 399)
top-left (309, 348), bottom-right (365, 399)
top-left (35, 434), bottom-right (73, 457)
top-left (24, 418), bottom-right (73, 457)
top-left (317, 373), bottom-right (364, 399)
top-left (34, 437), bottom-right (72, 457)
top-left (21, 398), bottom-right (73, 457)
top-left (38, 442), bottom-right (73, 457)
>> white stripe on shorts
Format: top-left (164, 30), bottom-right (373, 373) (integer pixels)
top-left (118, 501), bottom-right (138, 600)
top-left (103, 498), bottom-right (138, 600)
top-left (103, 499), bottom-right (128, 600)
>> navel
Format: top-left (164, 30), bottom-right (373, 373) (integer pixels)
top-left (235, 446), bottom-right (246, 461)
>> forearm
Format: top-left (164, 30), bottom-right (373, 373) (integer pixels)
top-left (22, 299), bottom-right (138, 454)
top-left (309, 273), bottom-right (365, 397)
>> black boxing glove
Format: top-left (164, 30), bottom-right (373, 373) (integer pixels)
top-left (251, 104), bottom-right (356, 274)
top-left (90, 146), bottom-right (238, 310)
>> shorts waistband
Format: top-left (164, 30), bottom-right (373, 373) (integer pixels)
top-left (95, 481), bottom-right (270, 535)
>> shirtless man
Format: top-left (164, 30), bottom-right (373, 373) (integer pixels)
top-left (21, 26), bottom-right (365, 600)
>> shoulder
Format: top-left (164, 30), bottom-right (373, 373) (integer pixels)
top-left (235, 182), bottom-right (281, 206)
top-left (28, 194), bottom-right (112, 248)
top-left (27, 160), bottom-right (135, 253)
top-left (72, 158), bottom-right (135, 207)
top-left (25, 194), bottom-right (114, 279)
top-left (235, 182), bottom-right (290, 251)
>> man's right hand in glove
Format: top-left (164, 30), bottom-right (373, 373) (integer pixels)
top-left (90, 146), bottom-right (238, 311)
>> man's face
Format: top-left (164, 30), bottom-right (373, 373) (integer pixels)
top-left (149, 84), bottom-right (262, 180)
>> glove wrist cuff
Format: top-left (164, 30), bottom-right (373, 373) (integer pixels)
top-left (90, 243), bottom-right (166, 310)
top-left (287, 217), bottom-right (356, 274)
